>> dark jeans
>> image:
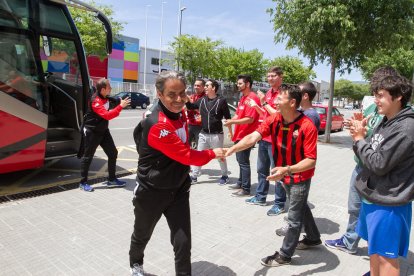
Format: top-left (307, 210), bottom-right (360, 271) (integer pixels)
top-left (256, 140), bottom-right (274, 201)
top-left (235, 142), bottom-right (252, 192)
top-left (129, 183), bottom-right (192, 275)
top-left (80, 128), bottom-right (118, 183)
top-left (274, 181), bottom-right (286, 209)
top-left (280, 179), bottom-right (320, 258)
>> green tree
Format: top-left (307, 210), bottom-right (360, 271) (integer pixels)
top-left (68, 0), bottom-right (124, 58)
top-left (216, 47), bottom-right (267, 83)
top-left (268, 0), bottom-right (414, 142)
top-left (268, 56), bottom-right (316, 84)
top-left (360, 47), bottom-right (414, 81)
top-left (335, 79), bottom-right (369, 102)
top-left (170, 35), bottom-right (222, 85)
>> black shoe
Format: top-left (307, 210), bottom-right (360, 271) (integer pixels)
top-left (227, 183), bottom-right (242, 190)
top-left (261, 251), bottom-right (291, 267)
top-left (296, 235), bottom-right (322, 250)
top-left (231, 190), bottom-right (250, 197)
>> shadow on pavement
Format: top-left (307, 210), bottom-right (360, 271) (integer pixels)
top-left (192, 260), bottom-right (236, 275)
top-left (252, 246), bottom-right (340, 276)
top-left (314, 217), bottom-right (340, 235)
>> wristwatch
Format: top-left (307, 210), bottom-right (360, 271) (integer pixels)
top-left (287, 166), bottom-right (292, 176)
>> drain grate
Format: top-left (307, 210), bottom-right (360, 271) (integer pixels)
top-left (0, 171), bottom-right (134, 204)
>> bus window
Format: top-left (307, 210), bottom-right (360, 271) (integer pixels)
top-left (39, 1), bottom-right (73, 34)
top-left (40, 36), bottom-right (82, 86)
top-left (0, 32), bottom-right (42, 110)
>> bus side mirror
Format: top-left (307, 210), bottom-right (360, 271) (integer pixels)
top-left (96, 12), bottom-right (112, 54)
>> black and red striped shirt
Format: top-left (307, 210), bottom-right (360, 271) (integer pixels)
top-left (256, 111), bottom-right (318, 184)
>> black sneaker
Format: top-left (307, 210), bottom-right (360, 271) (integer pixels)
top-left (296, 235), bottom-right (322, 250)
top-left (261, 251), bottom-right (291, 267)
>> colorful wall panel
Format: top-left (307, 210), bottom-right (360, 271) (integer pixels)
top-left (107, 35), bottom-right (140, 83)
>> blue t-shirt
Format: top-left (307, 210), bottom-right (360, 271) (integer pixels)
top-left (303, 108), bottom-right (321, 130)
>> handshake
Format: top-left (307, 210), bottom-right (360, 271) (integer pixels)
top-left (212, 147), bottom-right (236, 159)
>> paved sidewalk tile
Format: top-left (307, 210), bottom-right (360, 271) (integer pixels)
top-left (0, 131), bottom-right (413, 275)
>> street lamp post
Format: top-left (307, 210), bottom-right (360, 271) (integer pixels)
top-left (158, 1), bottom-right (167, 75)
top-left (177, 6), bottom-right (186, 72)
top-left (143, 5), bottom-right (150, 91)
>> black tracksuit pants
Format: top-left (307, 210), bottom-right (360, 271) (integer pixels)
top-left (129, 182), bottom-right (192, 275)
top-left (80, 128), bottom-right (118, 183)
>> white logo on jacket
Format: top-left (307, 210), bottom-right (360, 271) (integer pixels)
top-left (159, 129), bottom-right (170, 138)
top-left (371, 133), bottom-right (384, 150)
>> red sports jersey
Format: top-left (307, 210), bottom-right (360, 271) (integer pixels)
top-left (256, 112), bottom-right (318, 184)
top-left (232, 92), bottom-right (260, 142)
top-left (260, 88), bottom-right (280, 143)
top-left (187, 92), bottom-right (205, 126)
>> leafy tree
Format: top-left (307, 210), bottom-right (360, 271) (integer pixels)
top-left (68, 0), bottom-right (124, 58)
top-left (360, 47), bottom-right (414, 81)
top-left (215, 47), bottom-right (267, 83)
top-left (170, 35), bottom-right (222, 85)
top-left (267, 56), bottom-right (316, 84)
top-left (268, 0), bottom-right (414, 142)
top-left (335, 79), bottom-right (369, 102)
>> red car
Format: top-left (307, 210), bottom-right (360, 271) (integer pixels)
top-left (314, 105), bottom-right (344, 132)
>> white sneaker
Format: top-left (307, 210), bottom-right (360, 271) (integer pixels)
top-left (131, 264), bottom-right (144, 276)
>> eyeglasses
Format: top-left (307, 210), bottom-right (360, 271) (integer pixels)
top-left (267, 74), bottom-right (280, 78)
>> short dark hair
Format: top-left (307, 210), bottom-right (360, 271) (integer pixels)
top-left (375, 75), bottom-right (412, 108)
top-left (370, 66), bottom-right (400, 94)
top-left (268, 66), bottom-right (283, 76)
top-left (96, 78), bottom-right (109, 94)
top-left (195, 78), bottom-right (206, 86)
top-left (280, 83), bottom-right (302, 108)
top-left (155, 71), bottom-right (186, 93)
top-left (299, 81), bottom-right (317, 101)
top-left (208, 79), bottom-right (220, 93)
top-left (237, 74), bottom-right (253, 88)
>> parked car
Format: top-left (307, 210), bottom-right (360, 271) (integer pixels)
top-left (344, 104), bottom-right (354, 110)
top-left (112, 92), bottom-right (150, 109)
top-left (143, 100), bottom-right (236, 148)
top-left (314, 104), bottom-right (344, 133)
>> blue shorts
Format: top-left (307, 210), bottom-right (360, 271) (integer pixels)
top-left (357, 201), bottom-right (412, 258)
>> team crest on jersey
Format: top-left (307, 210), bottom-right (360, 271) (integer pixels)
top-left (371, 133), bottom-right (384, 150)
top-left (292, 130), bottom-right (299, 138)
top-left (159, 129), bottom-right (170, 138)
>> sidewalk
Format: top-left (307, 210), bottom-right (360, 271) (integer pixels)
top-left (0, 131), bottom-right (413, 275)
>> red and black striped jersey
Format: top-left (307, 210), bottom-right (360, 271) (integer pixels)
top-left (257, 111), bottom-right (318, 184)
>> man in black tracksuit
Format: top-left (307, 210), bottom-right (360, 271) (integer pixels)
top-left (185, 79), bottom-right (231, 184)
top-left (129, 71), bottom-right (225, 276)
top-left (79, 78), bottom-right (130, 192)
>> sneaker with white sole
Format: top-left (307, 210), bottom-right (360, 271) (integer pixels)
top-left (218, 175), bottom-right (229, 185)
top-left (130, 264), bottom-right (144, 276)
top-left (245, 196), bottom-right (266, 206)
top-left (79, 183), bottom-right (94, 192)
top-left (260, 251), bottom-right (291, 267)
top-left (296, 235), bottom-right (322, 250)
top-left (106, 178), bottom-right (126, 188)
top-left (324, 237), bottom-right (357, 254)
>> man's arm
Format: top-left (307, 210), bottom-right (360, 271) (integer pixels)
top-left (223, 116), bottom-right (254, 127)
top-left (225, 131), bottom-right (262, 156)
top-left (267, 158), bottom-right (316, 181)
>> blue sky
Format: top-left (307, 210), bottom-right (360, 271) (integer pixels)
top-left (96, 0), bottom-right (364, 82)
